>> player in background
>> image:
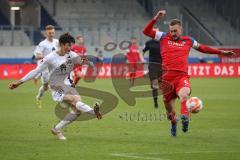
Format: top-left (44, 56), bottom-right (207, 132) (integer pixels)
top-left (34, 25), bottom-right (59, 108)
top-left (142, 34), bottom-right (162, 109)
top-left (9, 33), bottom-right (102, 140)
top-left (125, 37), bottom-right (145, 86)
top-left (71, 36), bottom-right (87, 86)
top-left (143, 10), bottom-right (235, 136)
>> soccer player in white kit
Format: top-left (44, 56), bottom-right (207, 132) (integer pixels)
top-left (34, 25), bottom-right (59, 108)
top-left (9, 33), bottom-right (102, 140)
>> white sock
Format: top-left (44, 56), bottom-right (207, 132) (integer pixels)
top-left (55, 111), bottom-right (80, 130)
top-left (36, 86), bottom-right (45, 100)
top-left (55, 120), bottom-right (70, 130)
top-left (76, 101), bottom-right (94, 114)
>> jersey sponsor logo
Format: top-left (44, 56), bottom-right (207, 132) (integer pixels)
top-left (168, 40), bottom-right (184, 47)
top-left (183, 80), bottom-right (189, 86)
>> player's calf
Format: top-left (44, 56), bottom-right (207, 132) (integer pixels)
top-left (167, 112), bottom-right (178, 137)
top-left (64, 94), bottom-right (102, 119)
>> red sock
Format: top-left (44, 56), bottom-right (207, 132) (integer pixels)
top-left (181, 100), bottom-right (189, 116)
top-left (73, 76), bottom-right (80, 86)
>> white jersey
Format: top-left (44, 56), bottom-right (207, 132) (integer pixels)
top-left (34, 38), bottom-right (59, 57)
top-left (21, 51), bottom-right (84, 87)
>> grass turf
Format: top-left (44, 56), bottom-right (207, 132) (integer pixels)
top-left (0, 78), bottom-right (240, 160)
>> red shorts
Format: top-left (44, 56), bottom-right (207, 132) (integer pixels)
top-left (162, 71), bottom-right (191, 103)
top-left (128, 63), bottom-right (138, 72)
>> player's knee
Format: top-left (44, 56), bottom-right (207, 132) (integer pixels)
top-left (179, 93), bottom-right (188, 101)
top-left (151, 79), bottom-right (159, 89)
top-left (72, 95), bottom-right (81, 106)
top-left (152, 83), bottom-right (159, 89)
top-left (178, 88), bottom-right (190, 101)
top-left (64, 95), bottom-right (75, 103)
top-left (74, 95), bottom-right (81, 102)
top-left (43, 84), bottom-right (48, 91)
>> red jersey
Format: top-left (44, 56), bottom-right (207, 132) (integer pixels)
top-left (142, 19), bottom-right (204, 74)
top-left (126, 44), bottom-right (141, 63)
top-left (72, 44), bottom-right (87, 56)
top-left (155, 31), bottom-right (198, 73)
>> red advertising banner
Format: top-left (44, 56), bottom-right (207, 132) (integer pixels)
top-left (188, 64), bottom-right (240, 78)
top-left (0, 64), bottom-right (36, 79)
top-left (0, 63), bottom-right (240, 79)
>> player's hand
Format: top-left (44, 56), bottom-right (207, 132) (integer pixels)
top-left (88, 61), bottom-right (95, 68)
top-left (221, 50), bottom-right (236, 56)
top-left (81, 56), bottom-right (88, 62)
top-left (154, 10), bottom-right (166, 20)
top-left (35, 53), bottom-right (44, 60)
top-left (8, 81), bottom-right (22, 89)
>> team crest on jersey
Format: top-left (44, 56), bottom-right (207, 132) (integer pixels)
top-left (60, 64), bottom-right (67, 72)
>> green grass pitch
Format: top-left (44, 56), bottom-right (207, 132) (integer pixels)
top-left (0, 78), bottom-right (240, 160)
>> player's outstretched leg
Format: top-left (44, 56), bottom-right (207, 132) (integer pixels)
top-left (52, 95), bottom-right (102, 140)
top-left (181, 113), bottom-right (189, 133)
top-left (178, 87), bottom-right (191, 133)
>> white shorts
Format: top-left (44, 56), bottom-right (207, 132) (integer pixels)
top-left (51, 85), bottom-right (79, 102)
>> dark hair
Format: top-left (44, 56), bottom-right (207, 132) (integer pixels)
top-left (59, 32), bottom-right (75, 44)
top-left (169, 19), bottom-right (182, 26)
top-left (45, 25), bottom-right (55, 30)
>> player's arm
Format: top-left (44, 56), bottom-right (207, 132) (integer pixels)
top-left (142, 41), bottom-right (150, 56)
top-left (143, 10), bottom-right (166, 38)
top-left (139, 53), bottom-right (145, 63)
top-left (8, 58), bottom-right (49, 89)
top-left (125, 49), bottom-right (130, 63)
top-left (35, 53), bottom-right (44, 60)
top-left (192, 40), bottom-right (235, 56)
top-left (73, 55), bottom-right (94, 68)
top-left (34, 43), bottom-right (45, 60)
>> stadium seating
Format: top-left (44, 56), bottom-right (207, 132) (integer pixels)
top-left (181, 0), bottom-right (240, 46)
top-left (139, 0), bottom-right (240, 46)
top-left (0, 29), bottom-right (31, 46)
top-left (38, 0), bottom-right (150, 47)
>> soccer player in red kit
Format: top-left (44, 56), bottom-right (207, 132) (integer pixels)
top-left (125, 37), bottom-right (145, 86)
top-left (71, 36), bottom-right (87, 86)
top-left (143, 10), bottom-right (235, 136)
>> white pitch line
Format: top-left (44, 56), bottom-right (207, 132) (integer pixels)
top-left (111, 151), bottom-right (239, 160)
top-left (145, 150), bottom-right (240, 155)
top-left (112, 153), bottom-right (166, 160)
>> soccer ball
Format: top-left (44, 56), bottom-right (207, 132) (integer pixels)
top-left (186, 97), bottom-right (203, 113)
